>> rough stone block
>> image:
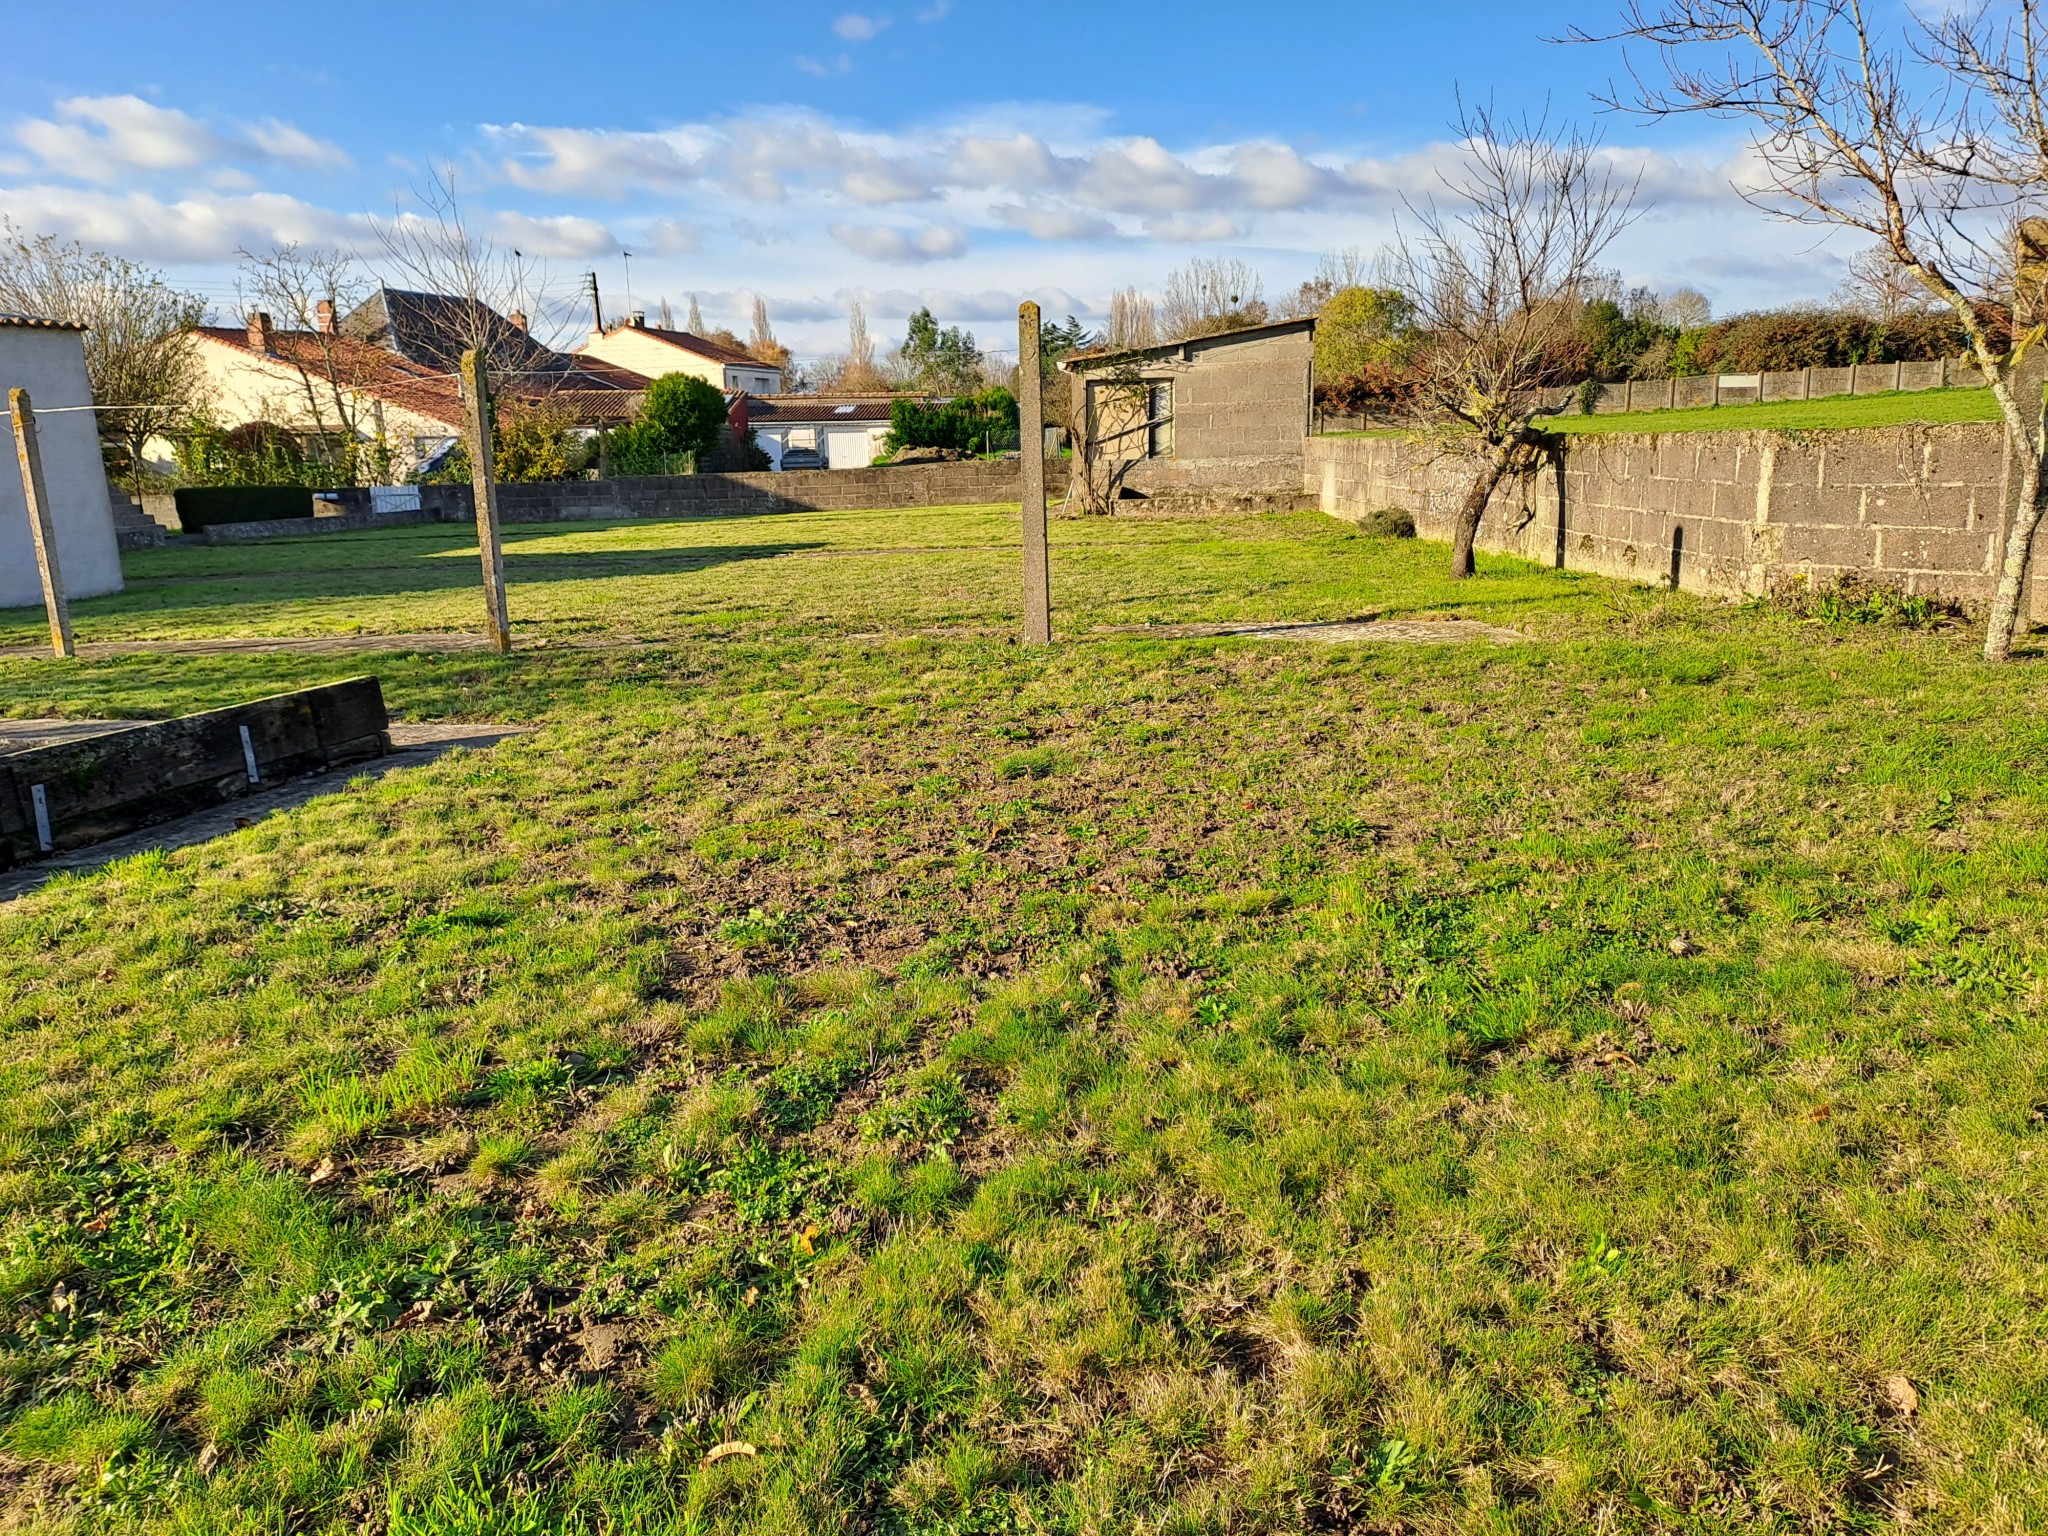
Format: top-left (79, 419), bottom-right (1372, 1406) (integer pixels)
top-left (1875, 527), bottom-right (1994, 573)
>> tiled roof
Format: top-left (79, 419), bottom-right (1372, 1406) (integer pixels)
top-left (196, 326), bottom-right (649, 428)
top-left (0, 312), bottom-right (87, 331)
top-left (608, 325), bottom-right (769, 368)
top-left (196, 326), bottom-right (466, 426)
top-left (746, 394), bottom-right (916, 425)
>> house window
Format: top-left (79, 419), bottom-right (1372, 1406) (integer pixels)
top-left (1146, 381), bottom-right (1173, 458)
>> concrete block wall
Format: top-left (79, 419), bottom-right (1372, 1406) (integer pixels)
top-left (1306, 422), bottom-right (2046, 619)
top-left (1083, 327), bottom-right (1316, 508)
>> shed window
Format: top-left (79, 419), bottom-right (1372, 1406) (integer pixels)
top-left (1147, 381), bottom-right (1173, 458)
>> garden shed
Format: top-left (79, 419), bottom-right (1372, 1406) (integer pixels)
top-left (0, 314), bottom-right (123, 609)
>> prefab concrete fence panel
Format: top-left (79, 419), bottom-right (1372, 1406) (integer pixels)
top-left (1807, 366), bottom-right (1854, 398)
top-left (1673, 376), bottom-right (1718, 409)
top-left (1306, 422), bottom-right (2048, 624)
top-left (1899, 360), bottom-right (1946, 391)
top-left (0, 677), bottom-right (389, 865)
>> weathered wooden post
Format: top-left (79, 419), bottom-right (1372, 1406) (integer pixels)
top-left (1017, 302), bottom-right (1051, 646)
top-left (458, 349), bottom-right (512, 654)
top-left (8, 389), bottom-right (75, 659)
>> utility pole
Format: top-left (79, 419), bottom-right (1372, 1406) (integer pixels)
top-left (8, 389), bottom-right (75, 659)
top-left (458, 351), bottom-right (512, 654)
top-left (587, 272), bottom-right (604, 336)
top-left (1017, 302), bottom-right (1051, 645)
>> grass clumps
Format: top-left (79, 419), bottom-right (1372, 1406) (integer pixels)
top-left (1, 505), bottom-right (2046, 1531)
top-left (1359, 505), bottom-right (1417, 538)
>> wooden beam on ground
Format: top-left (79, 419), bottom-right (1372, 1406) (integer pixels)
top-left (8, 389), bottom-right (75, 659)
top-left (1018, 302), bottom-right (1051, 646)
top-left (459, 349), bottom-right (512, 653)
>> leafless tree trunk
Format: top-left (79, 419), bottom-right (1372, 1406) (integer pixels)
top-left (1578, 0), bottom-right (2048, 659)
top-left (1385, 101), bottom-right (1640, 576)
top-left (368, 166), bottom-right (544, 392)
top-left (237, 243), bottom-right (375, 477)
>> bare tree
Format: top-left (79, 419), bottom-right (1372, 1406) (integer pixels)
top-left (1581, 0), bottom-right (2048, 660)
top-left (367, 166), bottom-right (543, 389)
top-left (1661, 285), bottom-right (1713, 329)
top-left (1160, 257), bottom-right (1269, 340)
top-left (1106, 288), bottom-right (1158, 349)
top-left (1276, 246), bottom-right (1372, 319)
top-left (1386, 102), bottom-right (1640, 576)
top-left (236, 243), bottom-right (383, 479)
top-left (0, 223), bottom-right (204, 501)
top-left (687, 295), bottom-right (705, 334)
top-left (748, 295), bottom-right (792, 370)
top-left (1835, 241), bottom-right (1943, 321)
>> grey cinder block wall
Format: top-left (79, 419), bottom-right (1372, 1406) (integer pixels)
top-left (1306, 423), bottom-right (2047, 619)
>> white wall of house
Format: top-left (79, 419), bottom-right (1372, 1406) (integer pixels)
top-left (176, 336), bottom-right (460, 479)
top-left (576, 327), bottom-right (782, 395)
top-left (0, 323), bottom-right (123, 608)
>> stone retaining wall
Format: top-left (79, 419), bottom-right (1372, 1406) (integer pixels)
top-left (1306, 423), bottom-right (2047, 619)
top-left (203, 459), bottom-right (1066, 543)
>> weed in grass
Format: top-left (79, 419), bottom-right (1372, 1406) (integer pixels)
top-left (468, 1134), bottom-right (531, 1181)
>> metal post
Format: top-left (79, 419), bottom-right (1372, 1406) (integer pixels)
top-left (8, 389), bottom-right (74, 659)
top-left (1017, 302), bottom-right (1051, 646)
top-left (458, 351), bottom-right (512, 654)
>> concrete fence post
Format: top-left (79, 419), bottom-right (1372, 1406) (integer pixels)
top-left (7, 389), bottom-right (74, 659)
top-left (458, 350), bottom-right (512, 654)
top-left (1804, 367), bottom-right (1813, 400)
top-left (1017, 302), bottom-right (1051, 646)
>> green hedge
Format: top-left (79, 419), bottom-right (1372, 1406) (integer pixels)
top-left (171, 486), bottom-right (317, 532)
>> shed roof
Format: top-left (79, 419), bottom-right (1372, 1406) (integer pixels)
top-left (1059, 315), bottom-right (1316, 371)
top-left (0, 313), bottom-right (87, 331)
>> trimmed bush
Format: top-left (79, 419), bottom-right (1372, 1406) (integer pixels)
top-left (171, 486), bottom-right (315, 532)
top-left (1361, 506), bottom-right (1417, 538)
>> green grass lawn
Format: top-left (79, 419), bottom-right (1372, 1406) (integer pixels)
top-left (1, 507), bottom-right (2045, 1534)
top-left (1321, 387), bottom-right (2004, 441)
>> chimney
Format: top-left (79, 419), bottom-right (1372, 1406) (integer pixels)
top-left (315, 299), bottom-right (335, 334)
top-left (246, 311), bottom-right (274, 353)
top-left (629, 309), bottom-right (647, 329)
top-left (509, 309), bottom-right (528, 333)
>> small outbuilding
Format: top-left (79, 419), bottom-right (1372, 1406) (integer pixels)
top-left (1059, 317), bottom-right (1315, 511)
top-left (1, 314), bottom-right (122, 609)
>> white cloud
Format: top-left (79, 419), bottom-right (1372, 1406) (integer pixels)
top-left (832, 12), bottom-right (887, 40)
top-left (993, 202), bottom-right (1120, 241)
top-left (1143, 212), bottom-right (1244, 242)
top-left (645, 218), bottom-right (703, 254)
top-left (829, 222), bottom-right (967, 262)
top-left (0, 182), bottom-right (360, 262)
top-left (492, 210), bottom-right (620, 258)
top-left (15, 95), bottom-right (349, 183)
top-left (796, 53), bottom-right (855, 76)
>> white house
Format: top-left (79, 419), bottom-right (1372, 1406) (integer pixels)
top-left (575, 316), bottom-right (783, 396)
top-left (0, 314), bottom-right (123, 609)
top-left (746, 396), bottom-right (901, 470)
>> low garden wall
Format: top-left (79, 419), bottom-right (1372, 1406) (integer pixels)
top-left (1306, 422), bottom-right (2048, 620)
top-left (202, 460), bottom-right (1069, 543)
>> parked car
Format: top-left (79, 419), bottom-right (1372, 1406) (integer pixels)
top-left (778, 446), bottom-right (823, 470)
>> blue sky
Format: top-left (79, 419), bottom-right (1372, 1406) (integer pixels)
top-left (2, 0), bottom-right (1861, 359)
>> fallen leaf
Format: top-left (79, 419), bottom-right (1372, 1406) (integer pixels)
top-left (704, 1440), bottom-right (758, 1464)
top-left (1812, 1103), bottom-right (1833, 1122)
top-left (1884, 1375), bottom-right (1919, 1416)
top-left (1667, 935), bottom-right (1697, 957)
top-left (307, 1157), bottom-right (338, 1187)
top-left (796, 1224), bottom-right (819, 1256)
top-left (195, 1443), bottom-right (220, 1477)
